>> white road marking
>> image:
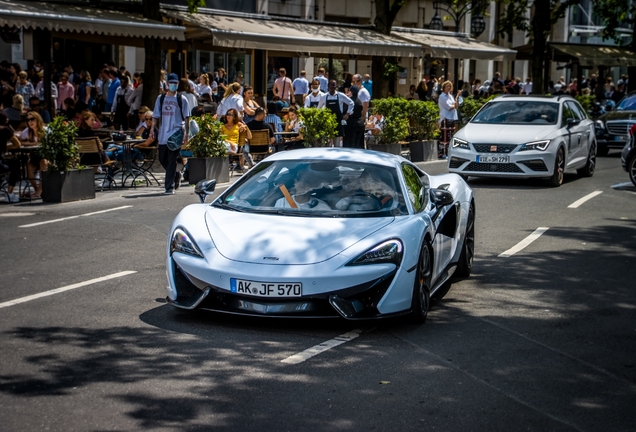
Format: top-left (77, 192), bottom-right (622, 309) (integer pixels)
top-left (499, 227), bottom-right (549, 258)
top-left (0, 212), bottom-right (36, 217)
top-left (567, 191), bottom-right (603, 208)
top-left (19, 206), bottom-right (132, 228)
top-left (0, 271), bottom-right (137, 309)
top-left (281, 329), bottom-right (363, 364)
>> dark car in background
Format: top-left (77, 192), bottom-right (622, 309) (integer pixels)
top-left (595, 92), bottom-right (636, 156)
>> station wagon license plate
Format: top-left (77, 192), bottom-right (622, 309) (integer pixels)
top-left (230, 278), bottom-right (302, 297)
top-left (477, 155), bottom-right (510, 163)
top-left (615, 135), bottom-right (628, 142)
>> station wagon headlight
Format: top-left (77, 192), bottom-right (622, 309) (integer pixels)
top-left (452, 137), bottom-right (470, 149)
top-left (348, 240), bottom-right (403, 266)
top-left (595, 120), bottom-right (605, 131)
top-left (170, 227), bottom-right (204, 258)
top-left (519, 140), bottom-right (550, 151)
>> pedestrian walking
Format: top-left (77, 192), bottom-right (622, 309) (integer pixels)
top-left (438, 80), bottom-right (460, 159)
top-left (150, 73), bottom-right (191, 195)
top-left (273, 68), bottom-right (293, 106)
top-left (292, 70), bottom-right (309, 107)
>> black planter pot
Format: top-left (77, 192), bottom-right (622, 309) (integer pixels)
top-left (42, 169), bottom-right (96, 203)
top-left (188, 157), bottom-right (229, 185)
top-left (410, 140), bottom-right (438, 162)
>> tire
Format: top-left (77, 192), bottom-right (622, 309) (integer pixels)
top-left (597, 143), bottom-right (609, 156)
top-left (547, 147), bottom-right (565, 187)
top-left (577, 140), bottom-right (596, 177)
top-left (455, 201), bottom-right (475, 278)
top-left (407, 242), bottom-right (432, 324)
top-left (629, 155), bottom-right (636, 188)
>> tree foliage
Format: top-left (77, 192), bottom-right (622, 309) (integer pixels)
top-left (373, 0), bottom-right (409, 98)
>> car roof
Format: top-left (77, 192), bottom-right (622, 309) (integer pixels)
top-left (264, 147), bottom-right (405, 168)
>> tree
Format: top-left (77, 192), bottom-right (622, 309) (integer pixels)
top-left (373, 0), bottom-right (409, 98)
top-left (498, 0), bottom-right (578, 94)
top-left (592, 0), bottom-right (636, 92)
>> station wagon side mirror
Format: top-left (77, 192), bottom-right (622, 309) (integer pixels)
top-left (194, 179), bottom-right (217, 203)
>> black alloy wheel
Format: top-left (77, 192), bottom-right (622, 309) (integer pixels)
top-left (408, 242), bottom-right (432, 324)
top-left (577, 140), bottom-right (596, 177)
top-left (455, 201), bottom-right (475, 278)
top-left (548, 147), bottom-right (565, 187)
top-left (629, 155), bottom-right (636, 188)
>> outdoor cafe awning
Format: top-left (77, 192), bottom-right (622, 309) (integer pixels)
top-left (0, 0), bottom-right (185, 40)
top-left (514, 42), bottom-right (636, 67)
top-left (164, 9), bottom-right (422, 58)
top-left (392, 27), bottom-right (517, 62)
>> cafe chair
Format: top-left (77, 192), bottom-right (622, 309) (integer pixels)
top-left (248, 130), bottom-right (273, 163)
top-left (134, 146), bottom-right (160, 186)
top-left (77, 137), bottom-right (117, 190)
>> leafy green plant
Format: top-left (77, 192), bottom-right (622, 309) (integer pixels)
top-left (378, 115), bottom-right (410, 145)
top-left (187, 114), bottom-right (227, 158)
top-left (298, 107), bottom-right (338, 147)
top-left (38, 116), bottom-right (79, 172)
top-left (575, 94), bottom-right (595, 113)
top-left (409, 100), bottom-right (440, 140)
top-left (458, 97), bottom-right (485, 129)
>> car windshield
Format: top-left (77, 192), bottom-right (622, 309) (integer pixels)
top-left (616, 95), bottom-right (636, 111)
top-left (471, 101), bottom-right (559, 125)
top-left (216, 160), bottom-right (409, 217)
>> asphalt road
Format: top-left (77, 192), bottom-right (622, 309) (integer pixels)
top-left (1, 153), bottom-right (635, 431)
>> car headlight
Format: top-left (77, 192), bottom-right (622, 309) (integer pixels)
top-left (347, 240), bottom-right (403, 266)
top-left (170, 227), bottom-right (204, 258)
top-left (451, 137), bottom-right (470, 149)
top-left (519, 140), bottom-right (550, 151)
top-left (595, 120), bottom-right (605, 131)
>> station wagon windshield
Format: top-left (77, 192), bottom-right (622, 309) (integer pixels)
top-left (472, 101), bottom-right (559, 125)
top-left (216, 160), bottom-right (409, 217)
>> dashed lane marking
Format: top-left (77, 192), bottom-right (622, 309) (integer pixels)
top-left (0, 271), bottom-right (137, 309)
top-left (281, 329), bottom-right (363, 364)
top-left (499, 227), bottom-right (549, 258)
top-left (19, 205), bottom-right (132, 228)
top-left (567, 191), bottom-right (603, 208)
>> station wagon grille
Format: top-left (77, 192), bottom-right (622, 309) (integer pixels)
top-left (606, 121), bottom-right (636, 136)
top-left (464, 162), bottom-right (524, 173)
top-left (473, 144), bottom-right (518, 153)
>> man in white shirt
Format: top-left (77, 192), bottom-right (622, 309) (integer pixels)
top-left (351, 74), bottom-right (370, 120)
top-left (316, 67), bottom-right (329, 93)
top-left (522, 77), bottom-right (533, 95)
top-left (292, 70), bottom-right (309, 107)
top-left (273, 68), bottom-right (293, 105)
top-left (318, 80), bottom-right (354, 147)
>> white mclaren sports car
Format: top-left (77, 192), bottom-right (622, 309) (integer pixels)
top-left (166, 148), bottom-right (475, 323)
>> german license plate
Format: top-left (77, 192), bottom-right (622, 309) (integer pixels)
top-left (615, 135), bottom-right (628, 142)
top-left (230, 278), bottom-right (302, 297)
top-left (476, 155), bottom-right (510, 163)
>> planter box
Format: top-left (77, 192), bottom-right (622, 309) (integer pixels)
top-left (188, 157), bottom-right (229, 185)
top-left (369, 143), bottom-right (402, 155)
top-left (42, 169), bottom-right (96, 203)
top-left (410, 140), bottom-right (438, 162)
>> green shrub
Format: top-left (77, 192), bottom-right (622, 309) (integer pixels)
top-left (298, 107), bottom-right (339, 147)
top-left (187, 114), bottom-right (227, 158)
top-left (410, 100), bottom-right (440, 140)
top-left (38, 116), bottom-right (79, 172)
top-left (575, 94), bottom-right (595, 113)
top-left (378, 115), bottom-right (410, 145)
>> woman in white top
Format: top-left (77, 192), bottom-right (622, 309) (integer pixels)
top-left (196, 74), bottom-right (212, 99)
top-left (304, 79), bottom-right (324, 108)
top-left (216, 82), bottom-right (244, 118)
top-left (178, 78), bottom-right (198, 115)
top-left (438, 80), bottom-right (460, 157)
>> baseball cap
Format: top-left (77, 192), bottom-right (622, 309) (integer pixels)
top-left (167, 73), bottom-right (179, 83)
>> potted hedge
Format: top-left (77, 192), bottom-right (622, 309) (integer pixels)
top-left (187, 114), bottom-right (229, 184)
top-left (409, 100), bottom-right (440, 162)
top-left (38, 116), bottom-right (95, 203)
top-left (298, 107), bottom-right (338, 147)
top-left (369, 98), bottom-right (410, 155)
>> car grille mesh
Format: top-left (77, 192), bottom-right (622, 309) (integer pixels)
top-left (520, 160), bottom-right (548, 172)
top-left (473, 144), bottom-right (518, 153)
top-left (606, 121), bottom-right (636, 135)
top-left (464, 162), bottom-right (524, 173)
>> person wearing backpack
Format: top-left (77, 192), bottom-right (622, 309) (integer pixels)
top-left (150, 73), bottom-right (191, 195)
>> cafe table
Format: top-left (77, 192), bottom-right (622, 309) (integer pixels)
top-left (103, 137), bottom-right (150, 188)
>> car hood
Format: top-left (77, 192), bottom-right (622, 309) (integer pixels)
top-left (598, 111), bottom-right (636, 121)
top-left (205, 209), bottom-right (394, 265)
top-left (459, 123), bottom-right (556, 143)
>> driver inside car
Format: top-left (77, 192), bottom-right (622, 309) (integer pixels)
top-left (335, 167), bottom-right (396, 211)
top-left (274, 168), bottom-right (333, 210)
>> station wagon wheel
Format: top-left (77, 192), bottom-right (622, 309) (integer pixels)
top-left (455, 201), bottom-right (475, 278)
top-left (548, 147), bottom-right (565, 187)
top-left (577, 140), bottom-right (596, 178)
top-left (629, 155), bottom-right (636, 188)
top-left (408, 242), bottom-right (432, 324)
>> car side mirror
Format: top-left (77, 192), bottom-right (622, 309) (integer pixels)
top-left (567, 118), bottom-right (580, 128)
top-left (194, 179), bottom-right (217, 203)
top-left (430, 188), bottom-right (454, 207)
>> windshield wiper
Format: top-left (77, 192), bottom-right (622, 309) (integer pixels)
top-left (211, 202), bottom-right (246, 212)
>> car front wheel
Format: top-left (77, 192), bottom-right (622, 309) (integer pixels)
top-left (408, 242), bottom-right (432, 324)
top-left (547, 147), bottom-right (565, 187)
top-left (629, 155), bottom-right (636, 188)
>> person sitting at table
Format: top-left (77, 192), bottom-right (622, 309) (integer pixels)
top-left (135, 110), bottom-right (158, 150)
top-left (77, 110), bottom-right (103, 138)
top-left (265, 102), bottom-right (283, 138)
top-left (283, 106), bottom-right (304, 150)
top-left (134, 105), bottom-right (150, 135)
top-left (60, 97), bottom-right (76, 121)
top-left (246, 107), bottom-right (275, 145)
top-left (3, 94), bottom-right (25, 130)
top-left (19, 111), bottom-right (46, 199)
top-left (242, 85), bottom-right (260, 124)
top-left (222, 108), bottom-right (252, 169)
top-left (27, 96), bottom-right (51, 123)
top-left (0, 111), bottom-right (22, 203)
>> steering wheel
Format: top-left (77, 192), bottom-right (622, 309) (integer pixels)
top-left (350, 191), bottom-right (382, 211)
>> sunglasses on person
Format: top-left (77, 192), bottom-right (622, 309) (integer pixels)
top-left (27, 117), bottom-right (36, 122)
top-left (226, 113), bottom-right (235, 117)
